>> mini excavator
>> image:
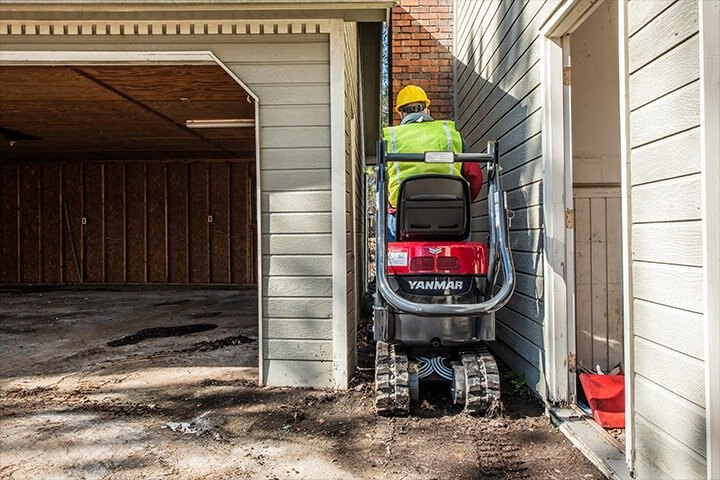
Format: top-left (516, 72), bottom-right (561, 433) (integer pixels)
top-left (373, 140), bottom-right (515, 416)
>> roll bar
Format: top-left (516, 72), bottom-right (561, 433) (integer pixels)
top-left (375, 140), bottom-right (515, 317)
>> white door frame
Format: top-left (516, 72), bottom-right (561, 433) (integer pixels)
top-left (616, 1), bottom-right (635, 470)
top-left (0, 50), bottom-right (265, 383)
top-left (540, 0), bottom-right (603, 406)
top-left (329, 18), bottom-right (350, 389)
top-left (541, 0), bottom-right (634, 471)
top-left (700, 0), bottom-right (720, 477)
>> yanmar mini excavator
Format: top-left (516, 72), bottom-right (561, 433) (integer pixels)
top-left (373, 140), bottom-right (515, 416)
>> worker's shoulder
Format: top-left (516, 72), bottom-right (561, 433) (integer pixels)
top-left (386, 119), bottom-right (458, 129)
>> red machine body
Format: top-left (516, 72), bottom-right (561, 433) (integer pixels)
top-left (387, 241), bottom-right (489, 276)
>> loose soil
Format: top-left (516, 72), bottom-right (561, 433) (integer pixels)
top-left (0, 289), bottom-right (603, 479)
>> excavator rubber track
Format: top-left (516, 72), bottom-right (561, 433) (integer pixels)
top-left (461, 347), bottom-right (501, 416)
top-left (375, 340), bottom-right (410, 416)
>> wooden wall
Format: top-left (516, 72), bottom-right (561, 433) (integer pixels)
top-left (0, 160), bottom-right (256, 285)
top-left (573, 186), bottom-right (623, 373)
top-left (626, 0), bottom-right (706, 477)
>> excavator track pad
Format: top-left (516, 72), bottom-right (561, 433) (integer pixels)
top-left (461, 347), bottom-right (501, 416)
top-left (375, 340), bottom-right (410, 416)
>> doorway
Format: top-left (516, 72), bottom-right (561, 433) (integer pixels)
top-left (561, 0), bottom-right (625, 444)
top-left (568, 0), bottom-right (624, 390)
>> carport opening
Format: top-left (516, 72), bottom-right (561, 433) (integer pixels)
top-left (0, 63), bottom-right (259, 379)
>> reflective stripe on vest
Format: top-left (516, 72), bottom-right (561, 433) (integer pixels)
top-left (382, 120), bottom-right (463, 208)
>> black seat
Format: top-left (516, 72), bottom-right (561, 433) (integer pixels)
top-left (396, 174), bottom-right (470, 241)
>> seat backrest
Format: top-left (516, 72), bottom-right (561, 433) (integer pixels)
top-left (396, 174), bottom-right (470, 241)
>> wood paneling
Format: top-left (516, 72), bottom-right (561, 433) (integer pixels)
top-left (125, 163), bottom-right (146, 283)
top-left (104, 163), bottom-right (125, 283)
top-left (0, 34), bottom-right (335, 387)
top-left (80, 65), bottom-right (251, 102)
top-left (0, 65), bottom-right (255, 162)
top-left (83, 163), bottom-right (104, 283)
top-left (19, 164), bottom-right (41, 283)
top-left (0, 67), bottom-right (118, 102)
top-left (230, 164), bottom-right (257, 282)
top-left (574, 187), bottom-right (624, 372)
top-left (40, 163), bottom-right (62, 283)
top-left (62, 163), bottom-right (83, 283)
top-left (0, 165), bottom-right (19, 283)
top-left (189, 163), bottom-right (209, 283)
top-left (167, 163), bottom-right (189, 283)
top-left (0, 160), bottom-right (255, 285)
top-left (146, 163), bottom-right (166, 283)
top-left (209, 163), bottom-right (230, 283)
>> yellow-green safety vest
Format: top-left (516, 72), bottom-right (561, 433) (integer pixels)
top-left (382, 120), bottom-right (463, 208)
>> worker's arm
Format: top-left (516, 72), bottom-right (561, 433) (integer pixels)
top-left (461, 162), bottom-right (483, 202)
top-left (460, 137), bottom-right (483, 202)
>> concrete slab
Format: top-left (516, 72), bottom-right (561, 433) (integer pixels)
top-left (0, 287), bottom-right (258, 379)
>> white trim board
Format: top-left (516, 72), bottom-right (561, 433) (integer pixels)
top-left (700, 0), bottom-right (720, 477)
top-left (540, 31), bottom-right (570, 404)
top-left (0, 49), bottom-right (265, 384)
top-left (617, 0), bottom-right (635, 471)
top-left (539, 0), bottom-right (604, 407)
top-left (329, 17), bottom-right (349, 389)
top-left (540, 0), bottom-right (603, 38)
top-left (0, 19), bottom-right (331, 36)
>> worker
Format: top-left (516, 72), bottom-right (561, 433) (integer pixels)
top-left (382, 84), bottom-right (483, 241)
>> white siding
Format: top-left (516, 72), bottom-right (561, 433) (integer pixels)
top-left (626, 0), bottom-right (706, 477)
top-left (0, 33), bottom-right (336, 387)
top-left (455, 0), bottom-right (558, 398)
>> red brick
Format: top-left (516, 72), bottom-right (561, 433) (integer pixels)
top-left (392, 0), bottom-right (454, 118)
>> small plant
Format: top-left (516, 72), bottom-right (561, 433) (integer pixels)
top-left (504, 370), bottom-right (534, 401)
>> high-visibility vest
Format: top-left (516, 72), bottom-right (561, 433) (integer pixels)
top-left (382, 120), bottom-right (463, 208)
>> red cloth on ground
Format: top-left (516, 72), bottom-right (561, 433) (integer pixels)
top-left (579, 373), bottom-right (625, 429)
top-left (461, 161), bottom-right (483, 202)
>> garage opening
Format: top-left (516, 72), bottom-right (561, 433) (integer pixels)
top-left (0, 63), bottom-right (259, 378)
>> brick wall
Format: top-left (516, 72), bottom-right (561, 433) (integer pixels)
top-left (391, 0), bottom-right (454, 123)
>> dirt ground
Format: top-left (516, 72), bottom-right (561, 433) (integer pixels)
top-left (0, 288), bottom-right (603, 480)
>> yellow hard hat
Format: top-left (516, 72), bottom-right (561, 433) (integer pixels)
top-left (395, 84), bottom-right (431, 113)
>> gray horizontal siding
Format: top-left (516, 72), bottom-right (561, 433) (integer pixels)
top-left (263, 359), bottom-right (333, 388)
top-left (263, 319), bottom-right (333, 340)
top-left (454, 0), bottom-right (556, 398)
top-left (264, 276), bottom-right (333, 297)
top-left (627, 0), bottom-right (706, 477)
